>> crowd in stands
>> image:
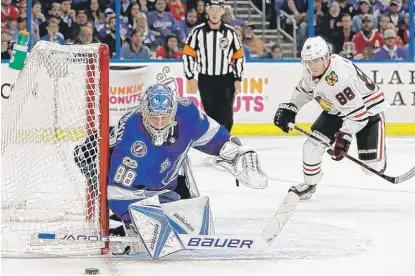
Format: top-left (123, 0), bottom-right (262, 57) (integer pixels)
top-left (275, 0), bottom-right (413, 59)
top-left (1, 0), bottom-right (414, 60)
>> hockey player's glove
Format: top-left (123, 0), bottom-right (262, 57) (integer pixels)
top-left (274, 103), bottom-right (298, 133)
top-left (332, 131), bottom-right (352, 161)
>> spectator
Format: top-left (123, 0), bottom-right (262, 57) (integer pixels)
top-left (16, 0), bottom-right (26, 19)
top-left (167, 0), bottom-right (186, 21)
top-left (234, 26), bottom-right (251, 60)
top-left (135, 12), bottom-right (159, 48)
top-left (1, 0), bottom-right (20, 22)
top-left (224, 5), bottom-right (243, 27)
top-left (1, 29), bottom-right (13, 59)
top-left (378, 14), bottom-right (391, 36)
top-left (285, 0), bottom-right (308, 51)
top-left (112, 0), bottom-right (132, 18)
top-left (139, 0), bottom-right (148, 13)
top-left (313, 0), bottom-right (324, 35)
top-left (387, 22), bottom-right (404, 47)
top-left (385, 0), bottom-right (404, 27)
top-left (369, 0), bottom-right (387, 15)
top-left (221, 7), bottom-right (232, 25)
top-left (269, 44), bottom-right (283, 59)
top-left (147, 0), bottom-right (175, 46)
top-left (88, 0), bottom-right (104, 28)
top-left (196, 0), bottom-right (206, 23)
top-left (41, 18), bottom-right (66, 45)
top-left (372, 29), bottom-right (409, 60)
top-left (320, 1), bottom-right (342, 45)
top-left (120, 28), bottom-right (152, 59)
top-left (242, 24), bottom-right (265, 57)
top-left (39, 3), bottom-right (71, 40)
top-left (352, 14), bottom-right (383, 55)
top-left (75, 25), bottom-right (97, 44)
top-left (31, 1), bottom-right (46, 25)
top-left (354, 44), bottom-right (375, 59)
top-left (71, 9), bottom-right (90, 41)
top-left (172, 8), bottom-right (197, 44)
top-left (98, 8), bottom-right (116, 39)
top-left (11, 16), bottom-right (26, 41)
top-left (155, 34), bottom-right (182, 59)
top-left (102, 15), bottom-right (118, 57)
top-left (126, 2), bottom-right (141, 28)
top-left (332, 13), bottom-right (355, 55)
top-left (398, 12), bottom-right (412, 45)
top-left (335, 0), bottom-right (356, 17)
top-left (352, 0), bottom-right (377, 33)
top-left (61, 0), bottom-right (75, 27)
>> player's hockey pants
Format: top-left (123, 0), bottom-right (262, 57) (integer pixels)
top-left (303, 112), bottom-right (386, 184)
top-left (198, 73), bottom-right (235, 132)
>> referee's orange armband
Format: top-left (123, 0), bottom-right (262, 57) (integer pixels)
top-left (183, 45), bottom-right (197, 58)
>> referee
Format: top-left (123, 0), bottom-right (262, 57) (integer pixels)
top-left (182, 0), bottom-right (245, 132)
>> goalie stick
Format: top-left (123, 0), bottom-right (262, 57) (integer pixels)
top-left (34, 192), bottom-right (299, 253)
top-left (288, 123), bottom-right (415, 184)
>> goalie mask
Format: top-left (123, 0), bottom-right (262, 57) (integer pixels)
top-left (141, 84), bottom-right (178, 146)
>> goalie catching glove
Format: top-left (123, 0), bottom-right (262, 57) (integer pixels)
top-left (214, 137), bottom-right (268, 189)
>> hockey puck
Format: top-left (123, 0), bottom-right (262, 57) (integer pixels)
top-left (85, 268), bottom-right (99, 275)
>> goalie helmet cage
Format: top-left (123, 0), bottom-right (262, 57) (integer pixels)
top-left (1, 41), bottom-right (110, 256)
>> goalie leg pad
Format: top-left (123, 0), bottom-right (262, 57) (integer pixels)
top-left (161, 196), bottom-right (215, 236)
top-left (302, 131), bottom-right (329, 185)
top-left (128, 195), bottom-right (184, 260)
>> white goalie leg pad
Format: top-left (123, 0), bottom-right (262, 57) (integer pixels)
top-left (128, 193), bottom-right (184, 260)
top-left (302, 131), bottom-right (329, 185)
top-left (214, 141), bottom-right (268, 189)
top-left (161, 196), bottom-right (215, 236)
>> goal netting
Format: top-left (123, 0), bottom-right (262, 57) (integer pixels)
top-left (1, 41), bottom-right (110, 256)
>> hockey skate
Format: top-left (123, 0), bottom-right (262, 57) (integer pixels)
top-left (289, 183), bottom-right (317, 200)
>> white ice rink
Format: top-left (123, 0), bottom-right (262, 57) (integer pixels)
top-left (2, 136), bottom-right (415, 275)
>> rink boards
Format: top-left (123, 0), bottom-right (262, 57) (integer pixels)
top-left (2, 61), bottom-right (414, 135)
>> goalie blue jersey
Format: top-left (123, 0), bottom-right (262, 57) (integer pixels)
top-left (107, 99), bottom-right (230, 221)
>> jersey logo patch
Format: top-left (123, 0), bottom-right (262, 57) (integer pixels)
top-left (219, 37), bottom-right (229, 50)
top-left (122, 156), bottom-right (138, 169)
top-left (160, 158), bottom-right (170, 173)
top-left (131, 141), bottom-right (147, 158)
top-left (315, 96), bottom-right (333, 112)
top-left (178, 97), bottom-right (191, 106)
top-left (325, 71), bottom-right (338, 86)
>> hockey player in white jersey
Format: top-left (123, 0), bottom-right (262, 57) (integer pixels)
top-left (274, 36), bottom-right (389, 200)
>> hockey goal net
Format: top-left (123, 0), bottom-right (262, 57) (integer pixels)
top-left (1, 41), bottom-right (110, 256)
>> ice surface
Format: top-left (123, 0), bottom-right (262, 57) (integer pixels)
top-left (2, 137), bottom-right (415, 275)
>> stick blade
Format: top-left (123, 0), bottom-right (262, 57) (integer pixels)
top-left (395, 167), bottom-right (415, 184)
top-left (260, 191), bottom-right (300, 246)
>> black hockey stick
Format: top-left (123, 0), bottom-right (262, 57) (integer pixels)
top-left (288, 123), bottom-right (415, 184)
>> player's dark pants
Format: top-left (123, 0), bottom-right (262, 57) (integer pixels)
top-left (312, 111), bottom-right (386, 170)
top-left (198, 73), bottom-right (236, 132)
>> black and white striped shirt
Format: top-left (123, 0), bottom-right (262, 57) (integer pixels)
top-left (182, 22), bottom-right (245, 81)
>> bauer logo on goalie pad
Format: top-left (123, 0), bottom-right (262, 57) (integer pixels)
top-left (186, 237), bottom-right (253, 249)
top-left (131, 141), bottom-right (147, 158)
top-left (122, 157), bottom-right (138, 169)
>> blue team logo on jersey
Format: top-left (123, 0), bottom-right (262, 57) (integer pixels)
top-left (160, 158), bottom-right (170, 173)
top-left (131, 141), bottom-right (147, 158)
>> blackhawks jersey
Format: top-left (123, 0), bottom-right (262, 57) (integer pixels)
top-left (291, 54), bottom-right (389, 134)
